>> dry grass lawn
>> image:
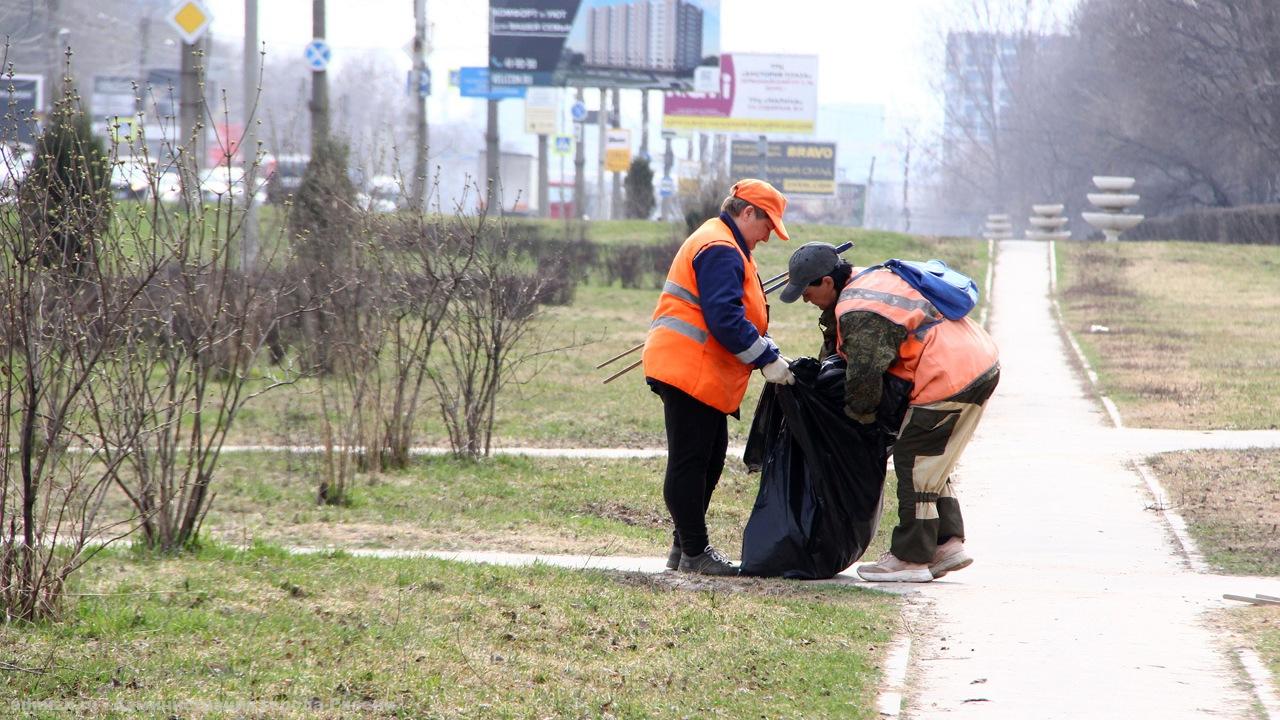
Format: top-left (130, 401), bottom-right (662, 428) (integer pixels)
top-left (1056, 241), bottom-right (1280, 429)
top-left (1148, 448), bottom-right (1280, 576)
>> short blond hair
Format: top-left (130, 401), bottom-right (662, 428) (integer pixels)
top-left (720, 195), bottom-right (763, 217)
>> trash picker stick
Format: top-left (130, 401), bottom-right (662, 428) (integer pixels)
top-left (596, 343), bottom-right (643, 369)
top-left (602, 358), bottom-right (643, 384)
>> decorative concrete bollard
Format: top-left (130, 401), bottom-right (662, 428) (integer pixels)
top-left (983, 213), bottom-right (1014, 241)
top-left (1082, 176), bottom-right (1144, 242)
top-left (1026, 203), bottom-right (1070, 241)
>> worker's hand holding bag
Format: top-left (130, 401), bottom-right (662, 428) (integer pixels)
top-left (762, 357), bottom-right (796, 385)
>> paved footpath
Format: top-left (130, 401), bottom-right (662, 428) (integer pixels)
top-left (904, 239), bottom-right (1280, 718)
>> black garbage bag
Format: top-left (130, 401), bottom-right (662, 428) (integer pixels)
top-left (739, 357), bottom-right (908, 579)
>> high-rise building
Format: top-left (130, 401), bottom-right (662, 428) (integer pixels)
top-left (583, 0), bottom-right (704, 73)
top-left (943, 31), bottom-right (1019, 152)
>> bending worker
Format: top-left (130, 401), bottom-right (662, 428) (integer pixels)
top-left (778, 242), bottom-right (1000, 583)
top-left (642, 179), bottom-right (795, 577)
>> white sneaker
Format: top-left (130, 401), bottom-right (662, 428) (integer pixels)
top-left (929, 539), bottom-right (973, 579)
top-left (856, 552), bottom-right (933, 583)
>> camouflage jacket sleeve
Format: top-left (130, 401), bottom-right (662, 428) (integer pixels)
top-left (818, 306), bottom-right (838, 359)
top-left (838, 310), bottom-right (907, 422)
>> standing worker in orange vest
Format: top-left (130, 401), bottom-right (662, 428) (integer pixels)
top-left (642, 179), bottom-right (795, 576)
top-left (777, 242), bottom-right (1000, 582)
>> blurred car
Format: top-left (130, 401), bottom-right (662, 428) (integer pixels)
top-left (0, 145), bottom-right (32, 204)
top-left (199, 166), bottom-right (267, 204)
top-left (110, 157), bottom-right (153, 200)
top-left (355, 174), bottom-right (401, 213)
top-left (154, 170), bottom-right (183, 203)
top-left (264, 153), bottom-right (308, 204)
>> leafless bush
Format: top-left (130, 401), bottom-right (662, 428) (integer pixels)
top-left (430, 199), bottom-right (561, 459)
top-left (1, 77), bottom-right (157, 620)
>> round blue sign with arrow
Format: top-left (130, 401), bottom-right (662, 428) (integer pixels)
top-left (571, 100), bottom-right (587, 123)
top-left (304, 38), bottom-right (332, 73)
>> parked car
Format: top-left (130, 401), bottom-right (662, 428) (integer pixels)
top-left (111, 157), bottom-right (153, 200)
top-left (0, 145), bottom-right (32, 204)
top-left (264, 153), bottom-right (308, 204)
top-left (355, 174), bottom-right (401, 213)
top-left (198, 166), bottom-right (267, 204)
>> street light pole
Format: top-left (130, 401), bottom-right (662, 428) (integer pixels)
top-left (242, 0), bottom-right (260, 268)
top-left (412, 0), bottom-right (429, 211)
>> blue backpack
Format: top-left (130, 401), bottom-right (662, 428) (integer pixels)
top-left (858, 259), bottom-right (979, 320)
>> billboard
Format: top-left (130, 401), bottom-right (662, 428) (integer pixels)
top-left (663, 53), bottom-right (818, 134)
top-left (730, 140), bottom-right (836, 196)
top-left (1, 75), bottom-right (43, 146)
top-left (489, 0), bottom-right (721, 89)
top-left (605, 128), bottom-right (632, 172)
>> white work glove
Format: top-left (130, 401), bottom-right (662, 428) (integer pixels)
top-left (761, 357), bottom-right (795, 385)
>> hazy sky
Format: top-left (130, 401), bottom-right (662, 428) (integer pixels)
top-left (204, 0), bottom-right (954, 126)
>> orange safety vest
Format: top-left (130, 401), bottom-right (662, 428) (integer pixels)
top-left (834, 267), bottom-right (998, 406)
top-left (642, 217), bottom-right (769, 414)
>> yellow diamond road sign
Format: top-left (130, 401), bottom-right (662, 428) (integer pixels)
top-left (167, 1), bottom-right (212, 45)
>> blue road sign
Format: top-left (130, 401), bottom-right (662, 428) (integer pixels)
top-left (570, 100), bottom-right (587, 122)
top-left (417, 68), bottom-right (431, 98)
top-left (304, 39), bottom-right (331, 72)
top-left (554, 135), bottom-right (573, 156)
top-left (659, 176), bottom-right (675, 198)
top-left (458, 67), bottom-right (526, 100)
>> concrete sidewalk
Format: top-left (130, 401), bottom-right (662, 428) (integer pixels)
top-left (904, 239), bottom-right (1279, 718)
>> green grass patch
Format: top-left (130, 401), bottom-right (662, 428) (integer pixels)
top-left (1056, 241), bottom-right (1280, 429)
top-left (1147, 449), bottom-right (1280, 575)
top-left (98, 452), bottom-right (898, 563)
top-left (0, 546), bottom-right (899, 718)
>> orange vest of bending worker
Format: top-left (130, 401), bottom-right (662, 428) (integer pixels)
top-left (834, 267), bottom-right (999, 406)
top-left (642, 217), bottom-right (769, 414)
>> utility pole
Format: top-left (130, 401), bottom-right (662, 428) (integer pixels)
top-left (661, 131), bottom-right (674, 222)
top-left (537, 133), bottom-right (549, 218)
top-left (179, 35), bottom-right (204, 203)
top-left (411, 0), bottom-right (429, 211)
top-left (310, 0), bottom-right (330, 146)
top-left (485, 99), bottom-right (500, 212)
top-left (242, 0), bottom-right (260, 268)
top-left (596, 86), bottom-right (607, 219)
top-left (610, 87), bottom-right (622, 219)
top-left (901, 132), bottom-right (912, 233)
top-left (573, 87), bottom-right (585, 220)
top-left (640, 89), bottom-right (650, 160)
top-left (864, 155), bottom-right (876, 229)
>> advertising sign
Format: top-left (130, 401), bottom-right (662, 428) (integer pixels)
top-left (605, 128), bottom-right (632, 172)
top-left (730, 140), bottom-right (836, 195)
top-left (458, 67), bottom-right (527, 99)
top-left (488, 0), bottom-right (721, 89)
top-left (524, 87), bottom-right (559, 135)
top-left (1, 75), bottom-right (42, 145)
top-left (93, 76), bottom-right (137, 119)
top-left (664, 53), bottom-right (818, 134)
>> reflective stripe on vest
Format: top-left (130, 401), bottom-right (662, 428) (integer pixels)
top-left (641, 217), bottom-right (769, 414)
top-left (835, 268), bottom-right (998, 406)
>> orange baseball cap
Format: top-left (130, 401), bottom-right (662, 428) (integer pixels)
top-left (732, 178), bottom-right (790, 241)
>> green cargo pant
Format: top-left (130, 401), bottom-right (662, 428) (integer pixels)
top-left (890, 364), bottom-right (1000, 564)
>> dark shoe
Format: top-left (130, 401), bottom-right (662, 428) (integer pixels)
top-left (665, 542), bottom-right (681, 571)
top-left (678, 545), bottom-right (738, 576)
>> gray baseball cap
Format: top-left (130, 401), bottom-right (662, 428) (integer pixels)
top-left (779, 242), bottom-right (840, 303)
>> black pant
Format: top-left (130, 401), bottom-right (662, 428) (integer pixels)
top-left (655, 382), bottom-right (728, 556)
